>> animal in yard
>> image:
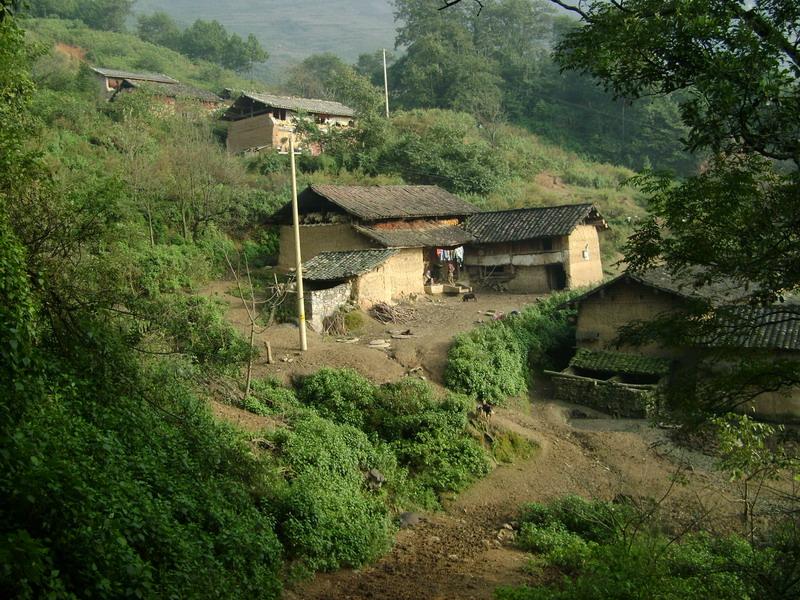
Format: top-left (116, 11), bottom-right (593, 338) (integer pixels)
top-left (476, 401), bottom-right (494, 420)
top-left (462, 292), bottom-right (477, 302)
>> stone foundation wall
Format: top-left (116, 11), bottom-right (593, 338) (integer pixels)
top-left (305, 282), bottom-right (352, 332)
top-left (550, 373), bottom-right (659, 418)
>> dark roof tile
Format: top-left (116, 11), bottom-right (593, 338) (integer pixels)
top-left (91, 66), bottom-right (178, 84)
top-left (465, 204), bottom-right (605, 243)
top-left (353, 224), bottom-right (474, 248)
top-left (570, 349), bottom-right (672, 376)
top-left (241, 91), bottom-right (355, 117)
top-left (302, 249), bottom-right (398, 281)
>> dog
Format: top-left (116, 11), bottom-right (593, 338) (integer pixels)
top-left (462, 292), bottom-right (477, 302)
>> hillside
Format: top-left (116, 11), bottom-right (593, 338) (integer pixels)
top-left (24, 17), bottom-right (262, 92)
top-left (135, 0), bottom-right (396, 75)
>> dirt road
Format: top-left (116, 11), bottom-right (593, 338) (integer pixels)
top-left (288, 401), bottom-right (737, 600)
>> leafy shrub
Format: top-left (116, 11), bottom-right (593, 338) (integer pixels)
top-left (135, 294), bottom-right (252, 374)
top-left (497, 496), bottom-right (797, 600)
top-left (371, 379), bottom-right (489, 495)
top-left (241, 228), bottom-right (280, 268)
top-left (296, 368), bottom-right (376, 428)
top-left (343, 309), bottom-right (365, 332)
top-left (445, 292), bottom-right (577, 403)
top-left (269, 414), bottom-right (398, 571)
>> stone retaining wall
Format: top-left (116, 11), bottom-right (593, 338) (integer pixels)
top-left (305, 282), bottom-right (352, 332)
top-left (549, 372), bottom-right (660, 418)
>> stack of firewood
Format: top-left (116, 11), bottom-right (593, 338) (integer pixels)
top-left (369, 302), bottom-right (416, 324)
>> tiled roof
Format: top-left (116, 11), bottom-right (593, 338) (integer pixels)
top-left (568, 266), bottom-right (752, 307)
top-left (354, 224), bottom-right (475, 248)
top-left (702, 305), bottom-right (800, 351)
top-left (303, 184), bottom-right (479, 221)
top-left (302, 249), bottom-right (398, 281)
top-left (241, 91), bottom-right (355, 117)
top-left (570, 349), bottom-right (672, 376)
top-left (91, 66), bottom-right (178, 84)
top-left (122, 80), bottom-right (222, 103)
top-left (464, 204), bottom-right (604, 243)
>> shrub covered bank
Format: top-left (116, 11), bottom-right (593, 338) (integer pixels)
top-left (445, 293), bottom-right (577, 404)
top-left (235, 370), bottom-right (493, 575)
top-left (497, 496), bottom-right (800, 600)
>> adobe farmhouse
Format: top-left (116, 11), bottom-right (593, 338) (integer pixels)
top-left (462, 204), bottom-right (608, 293)
top-left (221, 92), bottom-right (355, 155)
top-left (271, 185), bottom-right (477, 328)
top-left (552, 268), bottom-right (800, 421)
top-left (91, 66), bottom-right (223, 110)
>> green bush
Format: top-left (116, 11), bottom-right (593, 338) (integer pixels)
top-left (497, 496), bottom-right (797, 600)
top-left (269, 414), bottom-right (397, 571)
top-left (371, 379), bottom-right (489, 495)
top-left (241, 228), bottom-right (280, 268)
top-left (491, 430), bottom-right (536, 464)
top-left (296, 368), bottom-right (377, 429)
top-left (445, 293), bottom-right (577, 403)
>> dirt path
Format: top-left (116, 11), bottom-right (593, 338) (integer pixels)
top-left (288, 402), bottom-right (737, 600)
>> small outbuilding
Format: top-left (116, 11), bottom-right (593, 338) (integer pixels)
top-left (300, 248), bottom-right (421, 330)
top-left (562, 267), bottom-right (800, 421)
top-left (463, 204), bottom-right (608, 293)
top-left (91, 66), bottom-right (178, 97)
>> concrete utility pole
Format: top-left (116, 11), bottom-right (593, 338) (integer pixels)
top-left (289, 135), bottom-right (308, 351)
top-left (383, 48), bottom-right (390, 119)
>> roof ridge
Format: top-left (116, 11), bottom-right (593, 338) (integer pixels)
top-left (474, 203), bottom-right (594, 215)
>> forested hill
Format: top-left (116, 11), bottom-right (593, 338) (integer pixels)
top-left (135, 0), bottom-right (395, 66)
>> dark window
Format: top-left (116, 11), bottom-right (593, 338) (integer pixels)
top-left (543, 238), bottom-right (553, 251)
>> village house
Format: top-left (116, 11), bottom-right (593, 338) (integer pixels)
top-left (270, 184), bottom-right (478, 323)
top-left (221, 92), bottom-right (355, 155)
top-left (111, 79), bottom-right (224, 111)
top-left (91, 66), bottom-right (223, 110)
top-left (552, 268), bottom-right (800, 421)
top-left (91, 66), bottom-right (178, 97)
top-left (462, 204), bottom-right (608, 293)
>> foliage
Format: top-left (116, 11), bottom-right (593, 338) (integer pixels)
top-left (550, 0), bottom-right (800, 418)
top-left (25, 18), bottom-right (257, 92)
top-left (26, 0), bottom-right (134, 32)
top-left (371, 380), bottom-right (490, 495)
top-left (445, 292), bottom-right (577, 403)
top-left (491, 430), bottom-right (536, 464)
top-left (498, 495), bottom-right (800, 600)
top-left (268, 413), bottom-right (396, 571)
top-left (296, 367), bottom-right (377, 429)
top-left (391, 0), bottom-right (694, 173)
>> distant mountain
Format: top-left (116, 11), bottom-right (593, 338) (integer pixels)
top-left (135, 0), bottom-right (396, 77)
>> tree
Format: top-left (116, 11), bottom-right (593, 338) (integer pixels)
top-left (137, 11), bottom-right (182, 49)
top-left (27, 0), bottom-right (133, 32)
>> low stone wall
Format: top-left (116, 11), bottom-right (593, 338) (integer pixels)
top-left (548, 372), bottom-right (660, 418)
top-left (305, 282), bottom-right (352, 332)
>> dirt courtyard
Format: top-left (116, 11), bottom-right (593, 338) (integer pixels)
top-left (200, 281), bottom-right (541, 386)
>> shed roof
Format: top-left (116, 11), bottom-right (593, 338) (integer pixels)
top-left (354, 224), bottom-right (475, 248)
top-left (91, 66), bottom-right (178, 84)
top-left (237, 91), bottom-right (355, 117)
top-left (570, 349), bottom-right (672, 376)
top-left (120, 80), bottom-right (222, 103)
top-left (302, 249), bottom-right (398, 281)
top-left (464, 204), bottom-right (605, 243)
